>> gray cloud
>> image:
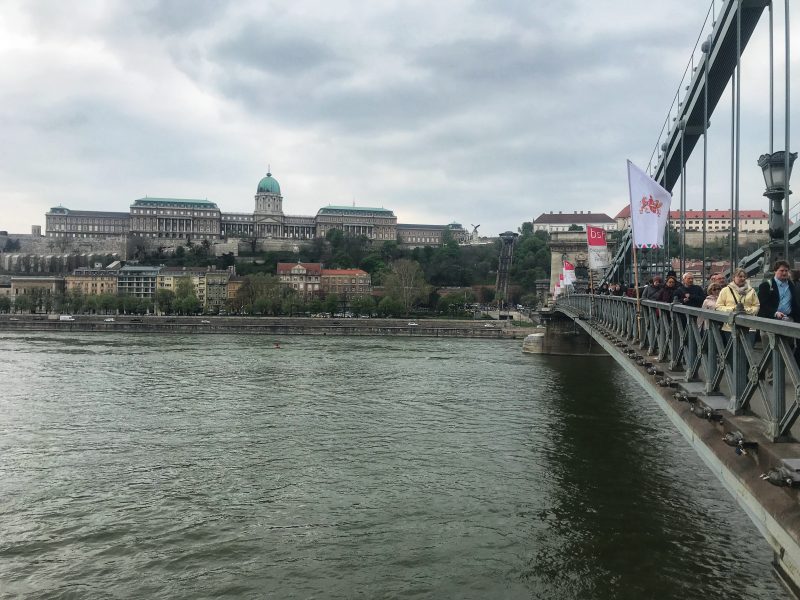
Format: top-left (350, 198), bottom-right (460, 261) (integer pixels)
top-left (216, 25), bottom-right (341, 75)
top-left (133, 0), bottom-right (234, 35)
top-left (0, 0), bottom-right (796, 237)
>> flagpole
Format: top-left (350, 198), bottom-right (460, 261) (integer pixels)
top-left (627, 161), bottom-right (643, 341)
top-left (631, 241), bottom-right (642, 341)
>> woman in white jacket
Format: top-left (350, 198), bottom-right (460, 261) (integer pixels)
top-left (715, 268), bottom-right (759, 332)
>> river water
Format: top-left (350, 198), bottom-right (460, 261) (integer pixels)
top-left (0, 332), bottom-right (790, 599)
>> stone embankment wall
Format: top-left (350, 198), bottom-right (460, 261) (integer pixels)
top-left (0, 234), bottom-right (127, 256)
top-left (0, 316), bottom-right (526, 339)
top-left (0, 234), bottom-right (127, 273)
top-left (0, 252), bottom-right (122, 273)
top-left (0, 233), bottom-right (308, 273)
top-left (683, 230), bottom-right (768, 246)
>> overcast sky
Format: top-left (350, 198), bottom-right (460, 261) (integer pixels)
top-left (1, 0), bottom-right (798, 237)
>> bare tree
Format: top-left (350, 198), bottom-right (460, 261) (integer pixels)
top-left (383, 259), bottom-right (429, 315)
top-left (126, 235), bottom-right (147, 260)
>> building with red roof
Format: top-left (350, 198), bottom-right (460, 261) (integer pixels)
top-left (277, 262), bottom-right (323, 297)
top-left (615, 206), bottom-right (769, 233)
top-left (320, 268), bottom-right (371, 297)
top-left (277, 262), bottom-right (372, 298)
top-left (532, 211), bottom-right (616, 233)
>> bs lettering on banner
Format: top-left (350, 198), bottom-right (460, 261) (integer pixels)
top-left (586, 225), bottom-right (609, 270)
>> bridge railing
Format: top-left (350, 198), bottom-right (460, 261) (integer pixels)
top-left (556, 294), bottom-right (800, 441)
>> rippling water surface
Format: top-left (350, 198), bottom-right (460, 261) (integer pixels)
top-left (0, 332), bottom-right (790, 599)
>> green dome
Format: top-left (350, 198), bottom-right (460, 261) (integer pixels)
top-left (257, 172), bottom-right (281, 195)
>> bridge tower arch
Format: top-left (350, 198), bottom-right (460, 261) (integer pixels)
top-left (547, 231), bottom-right (597, 292)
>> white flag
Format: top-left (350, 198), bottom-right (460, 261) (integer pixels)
top-left (627, 160), bottom-right (672, 248)
top-left (553, 274), bottom-right (564, 297)
top-left (563, 260), bottom-right (576, 284)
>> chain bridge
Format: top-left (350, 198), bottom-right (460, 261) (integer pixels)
top-left (545, 294), bottom-right (800, 593)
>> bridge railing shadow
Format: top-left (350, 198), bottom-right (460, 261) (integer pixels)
top-left (556, 294), bottom-right (800, 442)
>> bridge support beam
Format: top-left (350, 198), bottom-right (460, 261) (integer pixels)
top-left (524, 314), bottom-right (608, 357)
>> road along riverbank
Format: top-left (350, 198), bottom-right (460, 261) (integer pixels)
top-left (0, 315), bottom-right (527, 339)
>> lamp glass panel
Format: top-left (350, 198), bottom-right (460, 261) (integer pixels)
top-left (761, 164), bottom-right (775, 189)
top-left (771, 163), bottom-right (787, 189)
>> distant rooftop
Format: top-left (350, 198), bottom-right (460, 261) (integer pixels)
top-left (323, 269), bottom-right (368, 276)
top-left (615, 206), bottom-right (769, 219)
top-left (48, 206), bottom-right (129, 218)
top-left (534, 211), bottom-right (614, 224)
top-left (318, 206), bottom-right (394, 215)
top-left (277, 262), bottom-right (322, 275)
top-left (132, 198), bottom-right (219, 209)
top-left (397, 224), bottom-right (447, 230)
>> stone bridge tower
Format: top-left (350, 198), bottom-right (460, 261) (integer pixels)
top-left (547, 231), bottom-right (614, 293)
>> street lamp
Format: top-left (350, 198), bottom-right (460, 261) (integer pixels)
top-left (758, 150), bottom-right (797, 274)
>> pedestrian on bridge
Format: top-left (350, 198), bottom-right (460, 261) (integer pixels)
top-left (675, 273), bottom-right (705, 308)
top-left (710, 273), bottom-right (727, 286)
top-left (642, 275), bottom-right (663, 301)
top-left (698, 282), bottom-right (723, 331)
top-left (757, 261), bottom-right (800, 323)
top-left (658, 275), bottom-right (680, 303)
top-left (758, 261), bottom-right (800, 364)
top-left (716, 269), bottom-right (759, 333)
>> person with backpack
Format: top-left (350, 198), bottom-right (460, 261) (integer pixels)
top-left (758, 261), bottom-right (800, 322)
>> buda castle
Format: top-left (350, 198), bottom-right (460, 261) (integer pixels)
top-left (44, 171), bottom-right (468, 249)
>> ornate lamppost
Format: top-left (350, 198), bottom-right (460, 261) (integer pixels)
top-left (757, 150), bottom-right (797, 276)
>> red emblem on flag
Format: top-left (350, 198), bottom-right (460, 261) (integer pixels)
top-left (639, 195), bottom-right (663, 216)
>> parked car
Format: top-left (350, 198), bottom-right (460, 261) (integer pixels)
top-left (59, 315), bottom-right (75, 321)
top-left (130, 318), bottom-right (143, 323)
top-left (9, 317), bottom-right (19, 321)
top-left (104, 318), bottom-right (115, 322)
top-left (200, 319), bottom-right (211, 324)
top-left (484, 323), bottom-right (494, 328)
top-left (408, 322), bottom-right (418, 326)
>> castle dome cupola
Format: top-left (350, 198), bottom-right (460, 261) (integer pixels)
top-left (257, 172), bottom-right (281, 195)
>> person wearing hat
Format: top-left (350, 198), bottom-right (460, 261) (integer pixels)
top-left (642, 275), bottom-right (663, 301)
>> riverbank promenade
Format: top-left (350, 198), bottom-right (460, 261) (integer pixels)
top-left (0, 314), bottom-right (528, 339)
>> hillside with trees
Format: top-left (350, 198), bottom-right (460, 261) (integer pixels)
top-left (1, 223), bottom-right (552, 316)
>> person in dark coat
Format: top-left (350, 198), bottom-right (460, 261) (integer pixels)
top-left (758, 260), bottom-right (800, 321)
top-left (658, 275), bottom-right (680, 303)
top-left (642, 275), bottom-right (663, 301)
top-left (675, 272), bottom-right (705, 308)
